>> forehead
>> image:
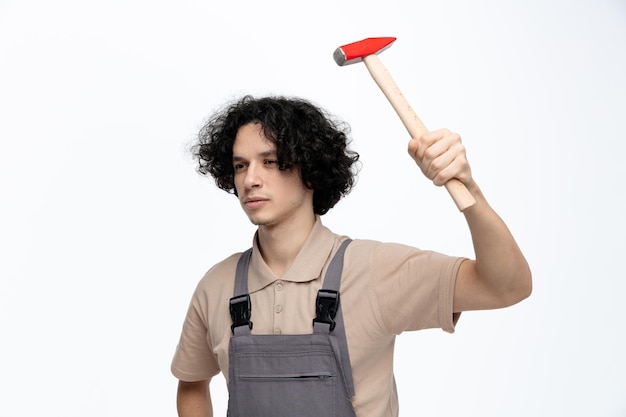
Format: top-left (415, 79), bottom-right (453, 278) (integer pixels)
top-left (232, 122), bottom-right (276, 157)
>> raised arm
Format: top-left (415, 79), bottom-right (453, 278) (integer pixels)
top-left (177, 380), bottom-right (212, 417)
top-left (408, 129), bottom-right (532, 312)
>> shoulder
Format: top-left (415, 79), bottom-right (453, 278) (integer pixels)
top-left (341, 239), bottom-right (423, 286)
top-left (345, 238), bottom-right (425, 263)
top-left (192, 251), bottom-right (244, 306)
top-left (344, 238), bottom-right (463, 285)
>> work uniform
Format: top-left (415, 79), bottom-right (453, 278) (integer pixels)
top-left (172, 217), bottom-right (464, 417)
top-left (227, 239), bottom-right (356, 416)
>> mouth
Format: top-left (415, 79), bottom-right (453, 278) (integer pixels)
top-left (243, 196), bottom-right (268, 209)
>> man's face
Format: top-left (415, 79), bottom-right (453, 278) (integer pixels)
top-left (232, 122), bottom-right (314, 227)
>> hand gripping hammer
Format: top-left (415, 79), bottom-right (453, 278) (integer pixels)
top-left (333, 37), bottom-right (476, 211)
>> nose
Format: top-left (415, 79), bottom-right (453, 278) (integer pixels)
top-left (242, 163), bottom-right (262, 189)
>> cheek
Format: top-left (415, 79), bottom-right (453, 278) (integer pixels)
top-left (233, 176), bottom-right (243, 196)
top-left (292, 182), bottom-right (314, 203)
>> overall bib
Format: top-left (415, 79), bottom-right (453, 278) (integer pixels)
top-left (227, 239), bottom-right (357, 417)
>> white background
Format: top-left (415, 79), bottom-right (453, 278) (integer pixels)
top-left (1, 1), bottom-right (625, 416)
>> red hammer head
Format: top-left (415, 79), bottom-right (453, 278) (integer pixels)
top-left (333, 37), bottom-right (396, 66)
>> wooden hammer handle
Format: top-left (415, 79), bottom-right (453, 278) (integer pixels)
top-left (362, 54), bottom-right (476, 212)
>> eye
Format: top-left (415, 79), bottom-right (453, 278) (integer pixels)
top-left (264, 159), bottom-right (278, 166)
top-left (233, 162), bottom-right (247, 171)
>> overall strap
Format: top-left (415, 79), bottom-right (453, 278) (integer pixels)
top-left (322, 238), bottom-right (351, 291)
top-left (313, 239), bottom-right (352, 331)
top-left (233, 248), bottom-right (252, 295)
top-left (313, 239), bottom-right (355, 397)
top-left (230, 248), bottom-right (253, 336)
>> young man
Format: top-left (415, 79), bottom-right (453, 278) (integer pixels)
top-left (171, 96), bottom-right (531, 417)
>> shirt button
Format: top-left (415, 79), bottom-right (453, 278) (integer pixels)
top-left (276, 282), bottom-right (284, 291)
top-left (275, 305), bottom-right (282, 314)
top-left (274, 328), bottom-right (281, 334)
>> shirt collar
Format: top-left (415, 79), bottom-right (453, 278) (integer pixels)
top-left (247, 216), bottom-right (336, 293)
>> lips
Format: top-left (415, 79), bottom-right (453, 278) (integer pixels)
top-left (243, 196), bottom-right (268, 209)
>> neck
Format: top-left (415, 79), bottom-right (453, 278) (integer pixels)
top-left (256, 213), bottom-right (316, 277)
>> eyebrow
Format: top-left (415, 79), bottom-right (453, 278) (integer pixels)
top-left (232, 150), bottom-right (277, 162)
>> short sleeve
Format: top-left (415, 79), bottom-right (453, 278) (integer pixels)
top-left (171, 291), bottom-right (220, 382)
top-left (371, 242), bottom-right (465, 335)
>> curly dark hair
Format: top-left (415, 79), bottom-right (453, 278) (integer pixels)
top-left (192, 95), bottom-right (360, 215)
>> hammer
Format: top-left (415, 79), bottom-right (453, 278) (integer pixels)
top-left (333, 37), bottom-right (476, 211)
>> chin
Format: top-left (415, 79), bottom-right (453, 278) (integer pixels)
top-left (248, 216), bottom-right (272, 226)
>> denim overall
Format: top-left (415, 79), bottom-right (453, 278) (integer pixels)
top-left (227, 239), bottom-right (356, 417)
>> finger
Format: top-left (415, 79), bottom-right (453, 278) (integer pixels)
top-left (409, 129), bottom-right (448, 163)
top-left (415, 129), bottom-right (450, 161)
top-left (426, 145), bottom-right (457, 180)
top-left (407, 137), bottom-right (420, 160)
top-left (432, 152), bottom-right (469, 186)
top-left (421, 131), bottom-right (459, 171)
top-left (426, 136), bottom-right (469, 184)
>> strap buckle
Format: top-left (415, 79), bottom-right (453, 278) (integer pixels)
top-left (313, 289), bottom-right (340, 331)
top-left (229, 294), bottom-right (253, 333)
